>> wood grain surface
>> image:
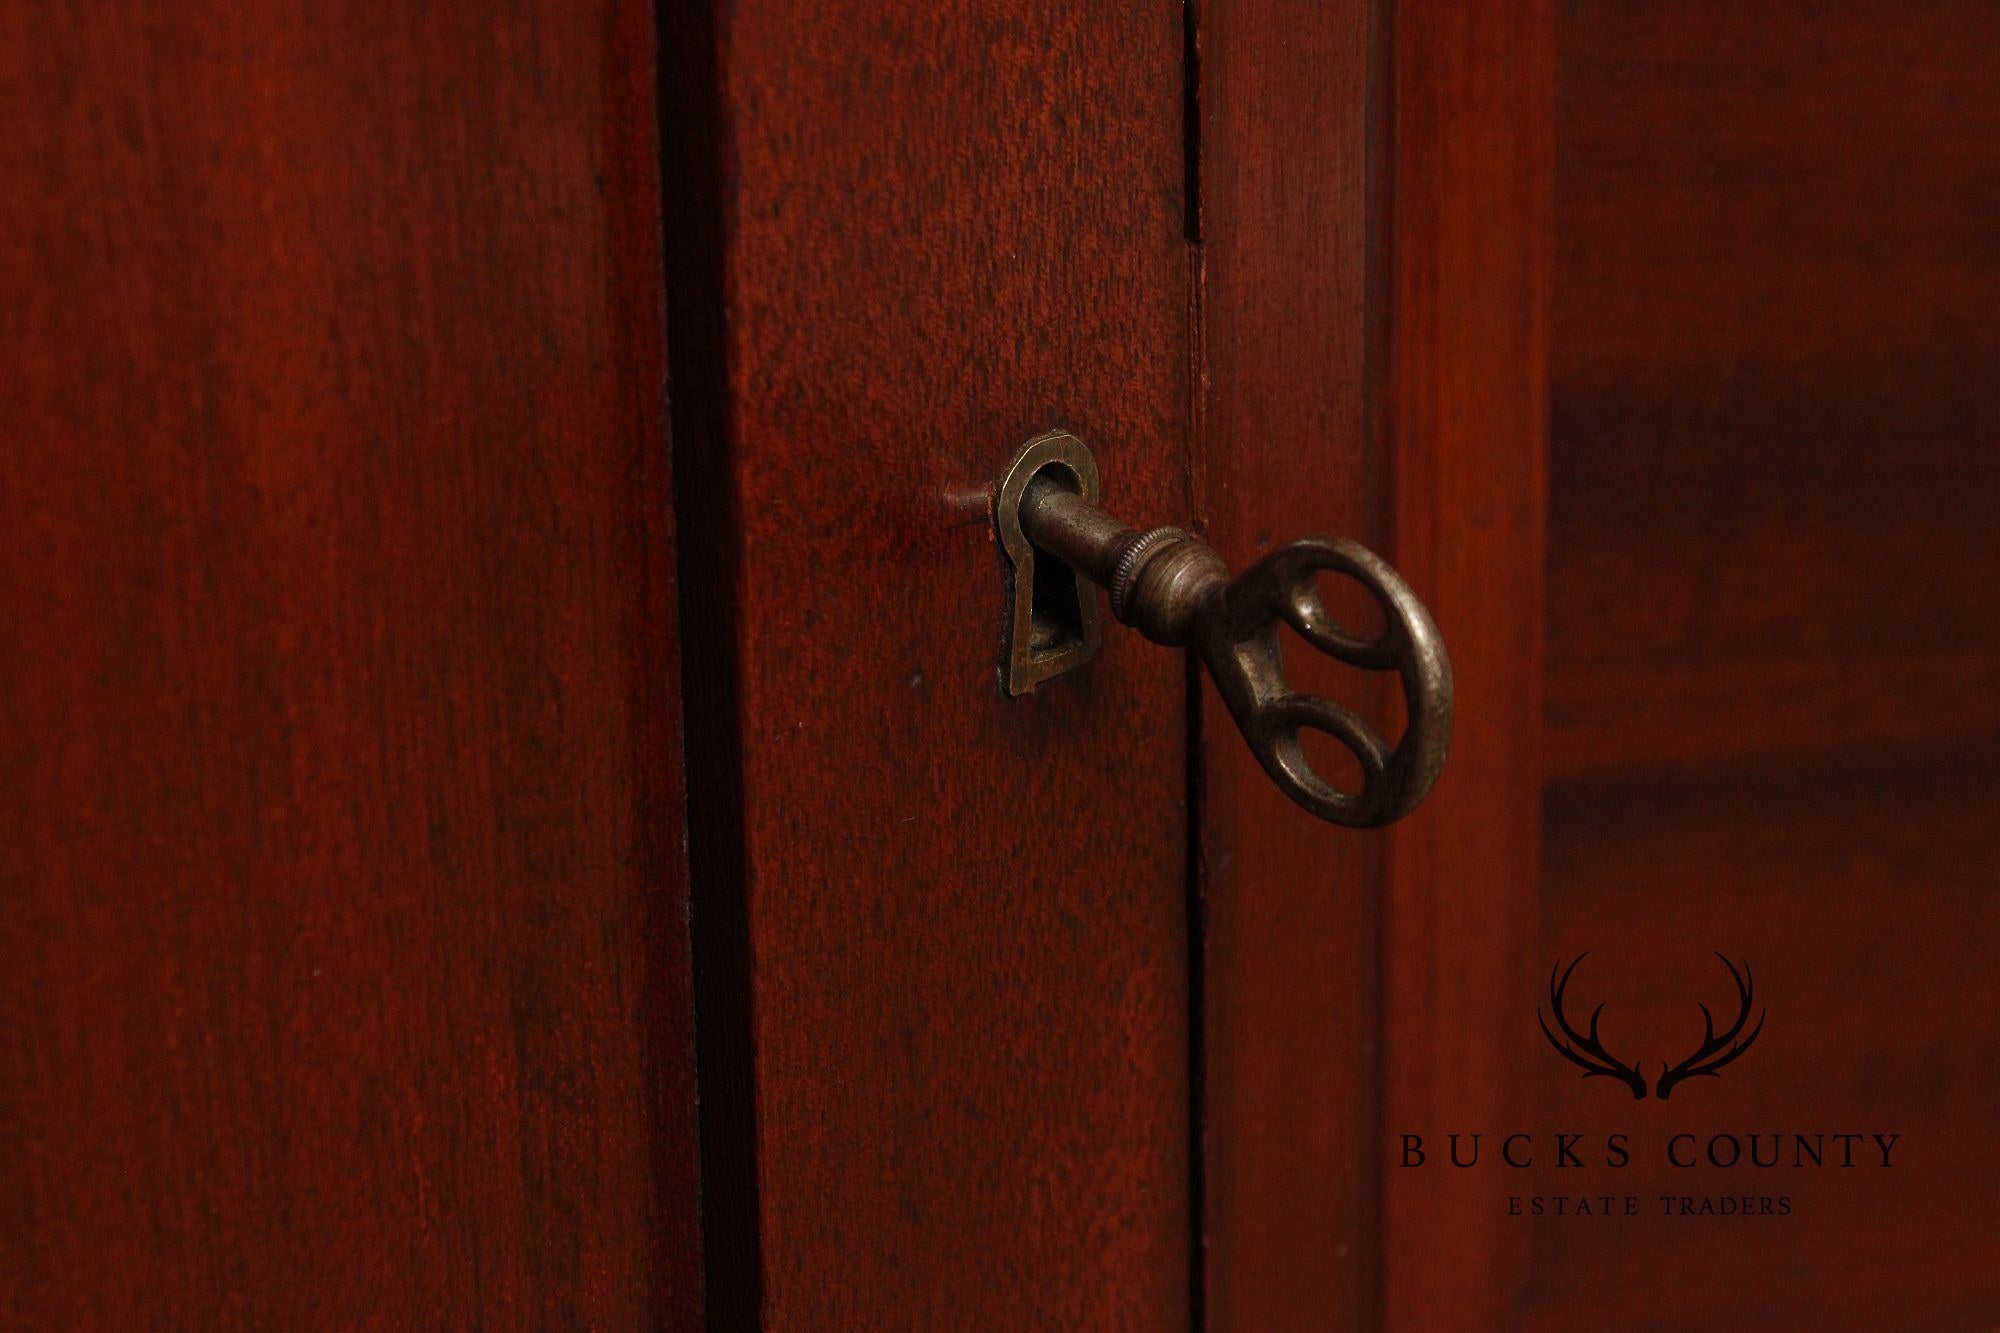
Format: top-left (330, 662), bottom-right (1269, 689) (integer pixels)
top-left (1533, 2), bottom-right (2000, 1324)
top-left (1548, 0), bottom-right (2000, 788)
top-left (663, 3), bottom-right (1196, 1325)
top-left (1379, 0), bottom-right (1553, 1327)
top-left (1192, 0), bottom-right (1384, 1324)
top-left (0, 2), bottom-right (701, 1326)
top-left (1196, 0), bottom-right (1551, 1326)
top-left (1533, 767), bottom-right (2000, 1328)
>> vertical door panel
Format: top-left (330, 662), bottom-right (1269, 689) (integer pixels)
top-left (1379, 1), bottom-right (1552, 1328)
top-left (0, 3), bottom-right (699, 1326)
top-left (1196, 1), bottom-right (1551, 1326)
top-left (663, 3), bottom-right (1195, 1324)
top-left (1193, 1), bottom-right (1382, 1323)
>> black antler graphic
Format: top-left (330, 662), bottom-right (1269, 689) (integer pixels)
top-left (1537, 954), bottom-right (1648, 1100)
top-left (1654, 953), bottom-right (1765, 1100)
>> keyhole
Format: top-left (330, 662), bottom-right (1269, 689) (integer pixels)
top-left (1028, 533), bottom-right (1085, 653)
top-left (1023, 463), bottom-right (1088, 654)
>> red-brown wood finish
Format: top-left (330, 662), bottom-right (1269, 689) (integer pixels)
top-left (1193, 0), bottom-right (1383, 1324)
top-left (1379, 0), bottom-right (1553, 1327)
top-left (0, 2), bottom-right (700, 1328)
top-left (1197, 0), bottom-right (1551, 1326)
top-left (1548, 0), bottom-right (2000, 789)
top-left (1532, 774), bottom-right (2000, 1328)
top-left (663, 3), bottom-right (1196, 1325)
top-left (1531, 2), bottom-right (2000, 1325)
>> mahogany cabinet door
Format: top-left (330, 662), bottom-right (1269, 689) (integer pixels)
top-left (1, 2), bottom-right (701, 1326)
top-left (663, 0), bottom-right (1548, 1326)
top-left (662, 3), bottom-right (1197, 1326)
top-left (48, 0), bottom-right (2000, 1328)
top-left (0, 0), bottom-right (1541, 1324)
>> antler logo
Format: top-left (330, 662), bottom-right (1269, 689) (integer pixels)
top-left (1538, 953), bottom-right (1766, 1100)
top-left (1538, 955), bottom-right (1649, 1099)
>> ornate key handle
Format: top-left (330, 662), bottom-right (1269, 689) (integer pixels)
top-left (996, 431), bottom-right (1452, 828)
top-left (1201, 536), bottom-right (1453, 826)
